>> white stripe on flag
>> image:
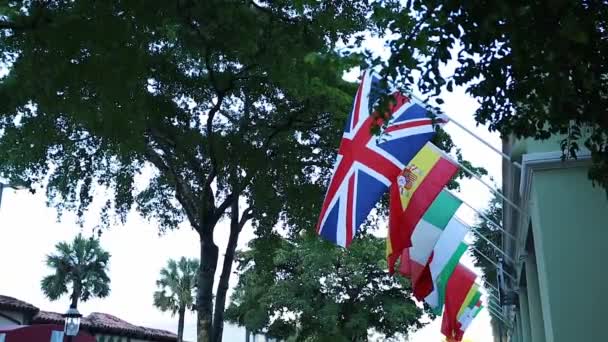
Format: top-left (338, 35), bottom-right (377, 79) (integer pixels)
top-left (425, 217), bottom-right (469, 308)
top-left (409, 220), bottom-right (442, 264)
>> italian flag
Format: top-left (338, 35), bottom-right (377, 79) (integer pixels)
top-left (440, 263), bottom-right (477, 341)
top-left (425, 213), bottom-right (469, 312)
top-left (398, 190), bottom-right (462, 300)
top-left (386, 142), bottom-right (459, 273)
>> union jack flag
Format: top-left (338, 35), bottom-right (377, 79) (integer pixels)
top-left (316, 70), bottom-right (447, 247)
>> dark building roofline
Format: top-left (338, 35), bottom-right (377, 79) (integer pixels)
top-left (0, 294), bottom-right (176, 342)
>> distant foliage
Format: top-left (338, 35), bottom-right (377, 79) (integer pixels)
top-left (379, 1), bottom-right (608, 192)
top-left (154, 257), bottom-right (199, 342)
top-left (226, 232), bottom-right (427, 341)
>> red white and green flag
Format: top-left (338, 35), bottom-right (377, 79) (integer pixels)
top-left (398, 190), bottom-right (463, 300)
top-left (425, 212), bottom-right (469, 312)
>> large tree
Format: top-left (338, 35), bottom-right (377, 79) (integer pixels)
top-left (0, 1), bottom-right (407, 341)
top-left (41, 234), bottom-right (111, 310)
top-left (154, 257), bottom-right (199, 342)
top-left (378, 0), bottom-right (608, 191)
top-left (226, 232), bottom-right (427, 341)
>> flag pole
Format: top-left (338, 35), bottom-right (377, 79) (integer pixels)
top-left (470, 246), bottom-right (517, 282)
top-left (444, 115), bottom-right (522, 170)
top-left (461, 220), bottom-right (516, 264)
top-left (486, 308), bottom-right (510, 325)
top-left (482, 290), bottom-right (501, 304)
top-left (408, 94), bottom-right (522, 170)
top-left (485, 301), bottom-right (506, 317)
top-left (483, 281), bottom-right (500, 294)
top-left (448, 191), bottom-right (518, 242)
top-left (486, 305), bottom-right (510, 325)
top-left (450, 157), bottom-right (525, 215)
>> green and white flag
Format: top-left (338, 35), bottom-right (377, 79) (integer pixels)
top-left (425, 215), bottom-right (469, 312)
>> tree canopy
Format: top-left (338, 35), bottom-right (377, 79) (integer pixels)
top-left (0, 1), bottom-right (408, 341)
top-left (380, 0), bottom-right (608, 191)
top-left (41, 233), bottom-right (111, 309)
top-left (226, 232), bottom-right (427, 342)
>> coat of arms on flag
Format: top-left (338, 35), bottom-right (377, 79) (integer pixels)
top-left (316, 70), bottom-right (447, 247)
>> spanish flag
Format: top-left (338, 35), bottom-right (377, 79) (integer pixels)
top-left (386, 142), bottom-right (458, 273)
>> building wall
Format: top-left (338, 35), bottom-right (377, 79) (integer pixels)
top-left (0, 310), bottom-right (26, 327)
top-left (527, 166), bottom-right (608, 342)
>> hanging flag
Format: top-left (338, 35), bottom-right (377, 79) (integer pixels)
top-left (425, 215), bottom-right (469, 311)
top-left (316, 70), bottom-right (447, 247)
top-left (440, 263), bottom-right (477, 341)
top-left (398, 190), bottom-right (462, 299)
top-left (457, 284), bottom-right (481, 322)
top-left (459, 300), bottom-right (483, 334)
top-left (386, 143), bottom-right (458, 272)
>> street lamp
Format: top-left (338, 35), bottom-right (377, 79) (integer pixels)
top-left (0, 182), bottom-right (27, 209)
top-left (63, 307), bottom-right (82, 341)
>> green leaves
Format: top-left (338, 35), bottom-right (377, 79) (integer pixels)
top-left (153, 257), bottom-right (199, 315)
top-left (227, 233), bottom-right (425, 341)
top-left (382, 0), bottom-right (608, 193)
top-left (40, 234), bottom-right (111, 306)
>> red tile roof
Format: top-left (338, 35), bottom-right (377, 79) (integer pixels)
top-left (0, 295), bottom-right (39, 314)
top-left (0, 295), bottom-right (177, 341)
top-left (33, 311), bottom-right (177, 341)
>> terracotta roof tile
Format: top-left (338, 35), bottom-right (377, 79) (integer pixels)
top-left (33, 311), bottom-right (177, 341)
top-left (0, 295), bottom-right (39, 313)
top-left (31, 310), bottom-right (65, 324)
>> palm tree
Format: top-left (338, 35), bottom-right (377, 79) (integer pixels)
top-left (153, 257), bottom-right (199, 342)
top-left (41, 234), bottom-right (111, 310)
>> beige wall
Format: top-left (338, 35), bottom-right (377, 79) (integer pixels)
top-left (0, 310), bottom-right (25, 327)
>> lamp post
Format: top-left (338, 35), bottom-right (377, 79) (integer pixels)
top-left (63, 306), bottom-right (82, 342)
top-left (0, 182), bottom-right (27, 209)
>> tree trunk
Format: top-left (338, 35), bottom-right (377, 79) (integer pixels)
top-left (197, 234), bottom-right (219, 342)
top-left (177, 306), bottom-right (186, 342)
top-left (212, 199), bottom-right (244, 342)
top-left (70, 281), bottom-right (81, 309)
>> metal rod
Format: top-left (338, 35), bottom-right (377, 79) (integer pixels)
top-left (483, 280), bottom-right (499, 293)
top-left (486, 306), bottom-right (509, 322)
top-left (482, 283), bottom-right (500, 300)
top-left (481, 289), bottom-right (500, 303)
top-left (446, 117), bottom-right (522, 170)
top-left (470, 246), bottom-right (517, 282)
top-left (452, 157), bottom-right (525, 215)
top-left (488, 309), bottom-right (510, 327)
top-left (458, 217), bottom-right (516, 264)
top-left (483, 285), bottom-right (500, 300)
top-left (487, 307), bottom-right (511, 327)
top-left (408, 94), bottom-right (522, 170)
top-left (453, 193), bottom-right (518, 242)
top-left (487, 302), bottom-right (505, 315)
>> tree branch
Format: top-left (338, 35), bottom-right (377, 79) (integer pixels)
top-left (239, 207), bottom-right (253, 229)
top-left (144, 142), bottom-right (201, 231)
top-left (148, 127), bottom-right (207, 184)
